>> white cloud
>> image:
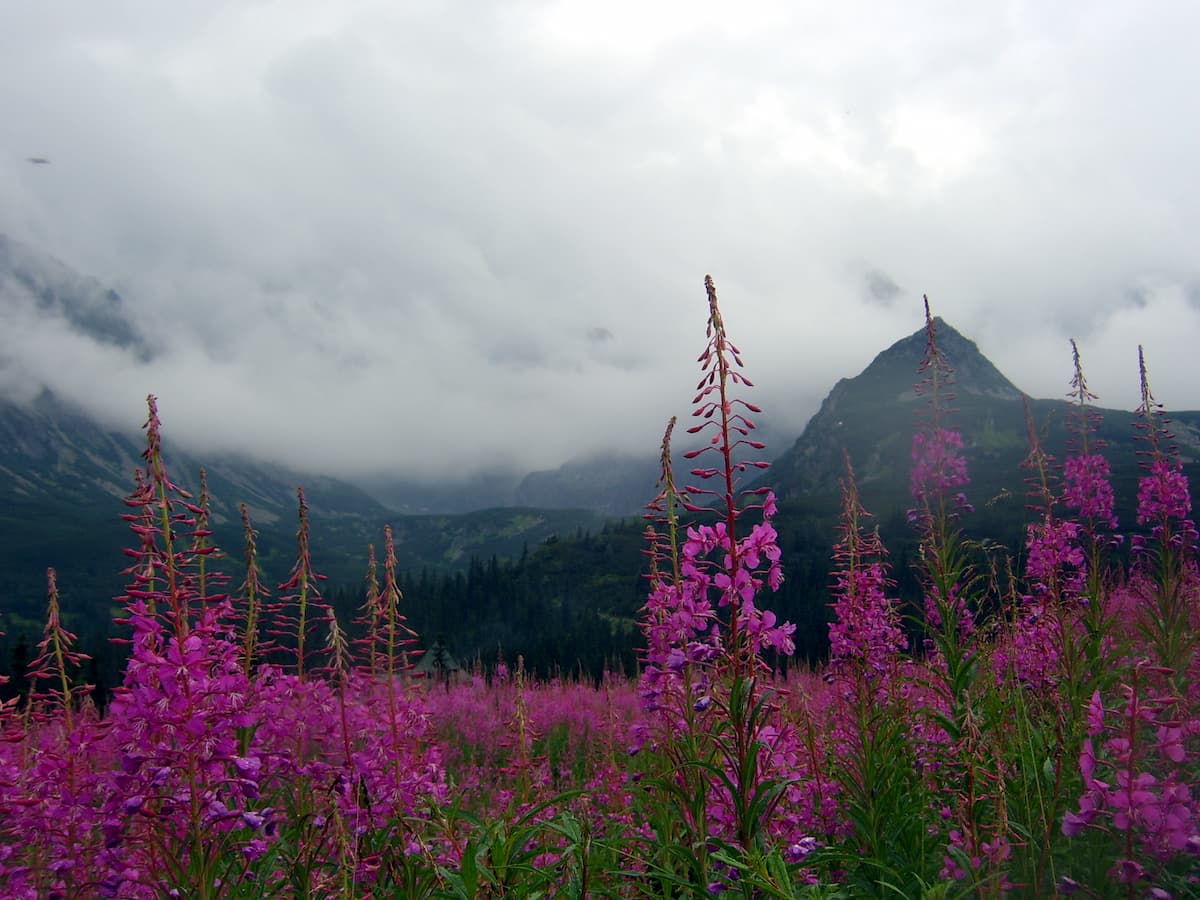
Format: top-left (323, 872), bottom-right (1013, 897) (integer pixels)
top-left (1, 0), bottom-right (1198, 483)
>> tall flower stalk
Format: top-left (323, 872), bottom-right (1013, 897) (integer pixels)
top-left (271, 487), bottom-right (330, 681)
top-left (825, 456), bottom-right (941, 893)
top-left (828, 453), bottom-right (905, 681)
top-left (1131, 347), bottom-right (1198, 685)
top-left (121, 396), bottom-right (202, 637)
top-left (26, 568), bottom-right (92, 730)
top-left (1045, 339), bottom-right (1126, 767)
top-left (906, 301), bottom-right (1017, 893)
top-left (191, 469), bottom-right (219, 602)
top-left (682, 276), bottom-right (784, 675)
top-left (103, 397), bottom-right (263, 898)
top-left (354, 544), bottom-right (383, 676)
top-left (909, 299), bottom-right (976, 657)
top-left (1058, 342), bottom-right (1121, 690)
top-left (636, 276), bottom-right (795, 888)
top-left (1001, 398), bottom-right (1084, 693)
top-left (237, 503), bottom-right (268, 679)
top-left (380, 525), bottom-right (421, 793)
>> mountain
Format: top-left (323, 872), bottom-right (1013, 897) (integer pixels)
top-left (0, 392), bottom-right (393, 528)
top-left (511, 416), bottom-right (801, 518)
top-left (0, 390), bottom-right (606, 635)
top-left (765, 318), bottom-right (1200, 526)
top-left (514, 453), bottom-right (659, 518)
top-left (769, 319), bottom-right (1017, 499)
top-left (359, 458), bottom-right (659, 520)
top-left (357, 470), bottom-right (523, 515)
top-left (0, 390), bottom-right (389, 628)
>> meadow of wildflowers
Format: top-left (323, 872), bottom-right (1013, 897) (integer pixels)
top-left (1, 280), bottom-right (1197, 898)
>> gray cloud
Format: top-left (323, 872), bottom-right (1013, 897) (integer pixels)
top-left (2, 1), bottom-right (1199, 482)
top-left (861, 267), bottom-right (901, 307)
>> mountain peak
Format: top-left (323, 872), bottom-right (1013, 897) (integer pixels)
top-left (859, 317), bottom-right (1023, 403)
top-left (766, 318), bottom-right (1023, 500)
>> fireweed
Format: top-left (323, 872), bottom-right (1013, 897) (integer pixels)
top-left (0, 568), bottom-right (109, 897)
top-left (1059, 351), bottom-right (1200, 896)
top-left (902, 304), bottom-right (1001, 887)
top-left (0, 398), bottom-right (455, 897)
top-left (1, 290), bottom-right (1198, 897)
top-left (828, 453), bottom-right (906, 681)
top-left (989, 401), bottom-right (1079, 693)
top-left (634, 276), bottom-right (812, 895)
top-left (822, 456), bottom-right (940, 895)
top-left (824, 301), bottom-right (1015, 895)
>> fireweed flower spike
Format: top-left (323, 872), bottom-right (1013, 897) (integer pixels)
top-left (1061, 340), bottom-right (1121, 690)
top-left (680, 276), bottom-right (791, 671)
top-left (636, 277), bottom-right (797, 872)
top-left (828, 453), bottom-right (905, 679)
top-left (996, 398), bottom-right (1085, 691)
top-left (237, 503), bottom-right (268, 678)
top-left (1133, 347), bottom-right (1195, 551)
top-left (6, 568), bottom-right (108, 895)
top-left (271, 487), bottom-right (331, 681)
top-left (638, 417), bottom-right (714, 731)
top-left (1131, 347), bottom-right (1198, 683)
top-left (906, 300), bottom-right (1007, 889)
top-left (191, 468), bottom-right (222, 603)
top-left (1064, 340), bottom-right (1118, 534)
top-left (353, 543), bottom-right (384, 676)
top-left (27, 568), bottom-right (94, 728)
top-left (121, 395), bottom-right (204, 637)
top-left (102, 400), bottom-right (266, 895)
top-left (908, 300), bottom-right (970, 527)
top-left (909, 298), bottom-right (975, 646)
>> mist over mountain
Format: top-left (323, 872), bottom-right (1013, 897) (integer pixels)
top-left (0, 389), bottom-right (393, 525)
top-left (353, 467), bottom-right (523, 516)
top-left (0, 234), bottom-right (150, 361)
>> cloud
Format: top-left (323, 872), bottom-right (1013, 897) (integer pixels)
top-left (1, 1), bottom-right (1198, 484)
top-left (858, 267), bottom-right (901, 307)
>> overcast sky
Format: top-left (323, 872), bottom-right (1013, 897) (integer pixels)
top-left (2, 1), bottom-right (1198, 482)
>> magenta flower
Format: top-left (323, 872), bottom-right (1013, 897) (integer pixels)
top-left (1025, 519), bottom-right (1086, 591)
top-left (1137, 458), bottom-right (1193, 528)
top-left (910, 427), bottom-right (970, 511)
top-left (830, 454), bottom-right (906, 669)
top-left (829, 560), bottom-right (904, 668)
top-left (1064, 453), bottom-right (1118, 529)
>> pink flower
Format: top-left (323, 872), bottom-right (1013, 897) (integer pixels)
top-left (1137, 458), bottom-right (1192, 526)
top-left (1064, 453), bottom-right (1118, 528)
top-left (910, 428), bottom-right (970, 511)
